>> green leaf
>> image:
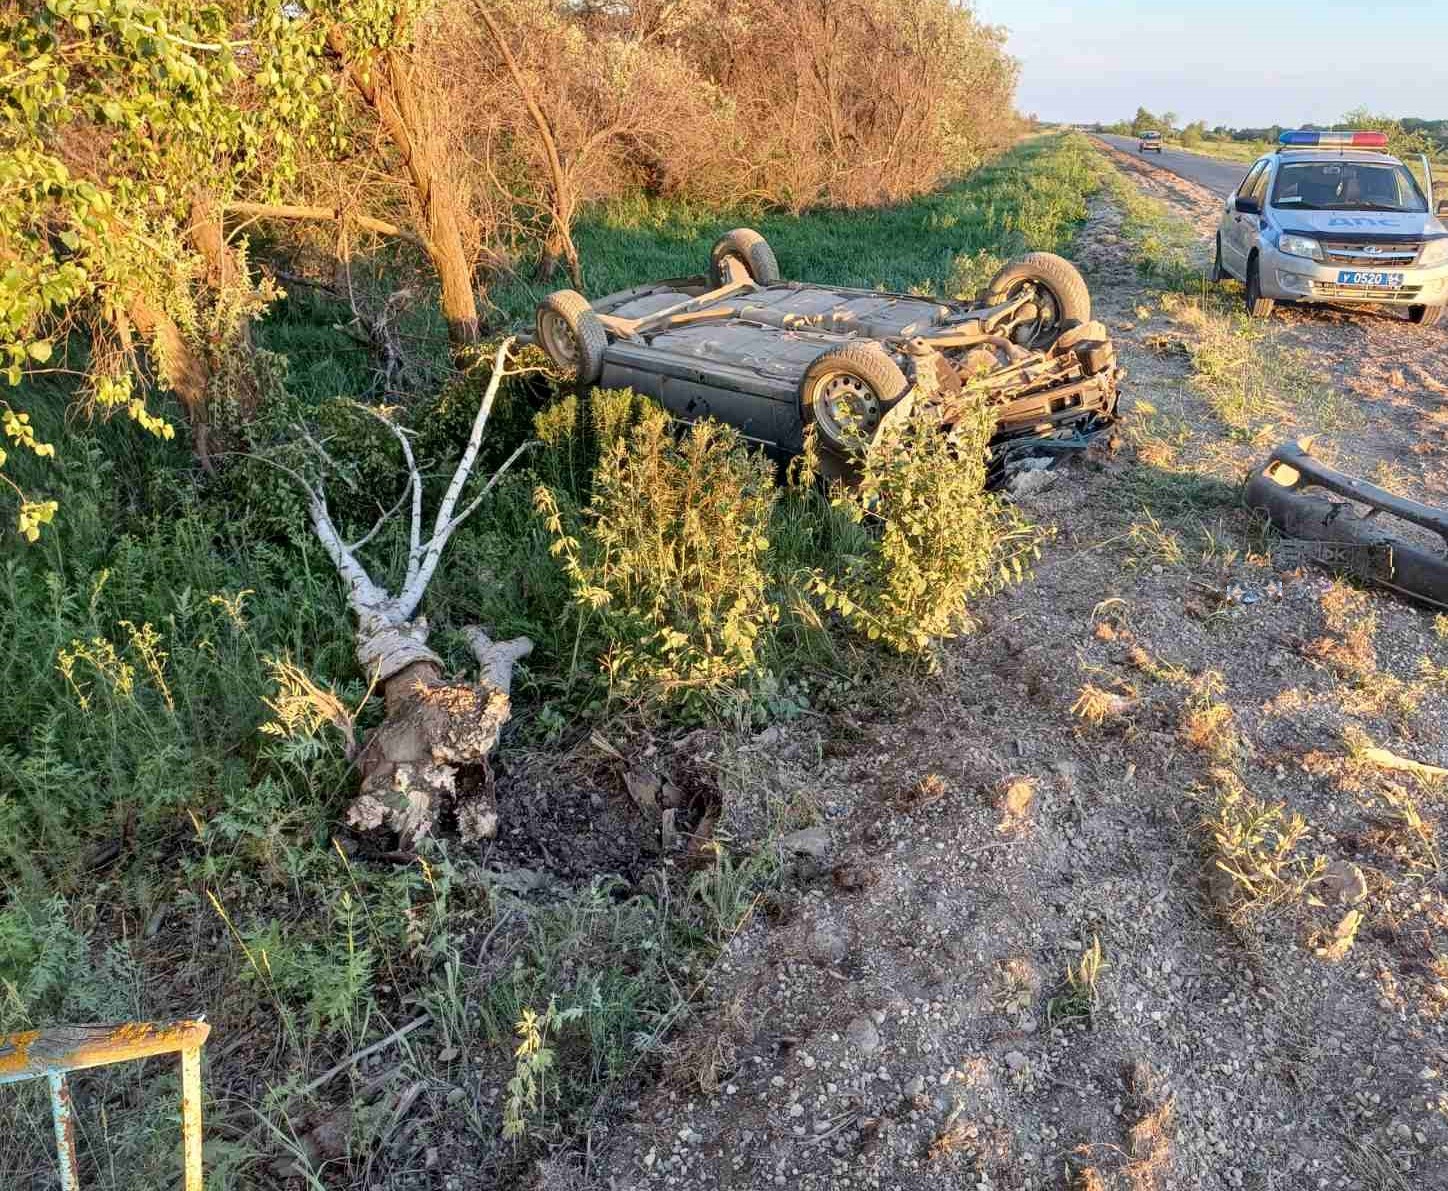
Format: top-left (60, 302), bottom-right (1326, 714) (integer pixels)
top-left (27, 340), bottom-right (52, 362)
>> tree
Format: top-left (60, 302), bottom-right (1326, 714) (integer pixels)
top-left (318, 6), bottom-right (483, 351)
top-left (1130, 106), bottom-right (1159, 136)
top-left (1339, 108), bottom-right (1435, 160)
top-left (0, 0), bottom-right (329, 528)
top-left (261, 339), bottom-right (538, 842)
top-left (470, 0), bottom-right (733, 282)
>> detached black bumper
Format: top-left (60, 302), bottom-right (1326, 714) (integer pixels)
top-left (1246, 440), bottom-right (1448, 610)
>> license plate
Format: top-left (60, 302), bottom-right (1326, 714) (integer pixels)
top-left (1336, 270), bottom-right (1404, 288)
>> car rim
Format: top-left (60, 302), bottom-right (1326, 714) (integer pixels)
top-left (814, 373), bottom-right (881, 446)
top-left (716, 252), bottom-right (749, 284)
top-left (539, 310), bottom-right (579, 367)
top-left (1006, 281), bottom-right (1061, 347)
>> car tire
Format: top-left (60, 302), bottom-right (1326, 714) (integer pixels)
top-left (536, 289), bottom-right (607, 385)
top-left (1409, 304), bottom-right (1444, 328)
top-left (799, 345), bottom-right (909, 455)
top-left (1210, 235), bottom-right (1226, 283)
top-left (985, 252), bottom-right (1092, 348)
top-left (1244, 256), bottom-right (1274, 319)
top-left (709, 228), bottom-right (781, 288)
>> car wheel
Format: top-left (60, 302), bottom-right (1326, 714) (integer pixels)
top-left (799, 345), bottom-right (908, 455)
top-left (709, 228), bottom-right (781, 288)
top-left (1409, 304), bottom-right (1444, 328)
top-left (1244, 256), bottom-right (1274, 319)
top-left (1210, 234), bottom-right (1226, 283)
top-left (985, 252), bottom-right (1091, 348)
top-left (536, 289), bottom-right (607, 385)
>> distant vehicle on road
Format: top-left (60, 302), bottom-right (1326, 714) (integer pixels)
top-left (1212, 130), bottom-right (1448, 327)
top-left (1139, 131), bottom-right (1163, 153)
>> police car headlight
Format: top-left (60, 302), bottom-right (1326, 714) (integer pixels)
top-left (1420, 239), bottom-right (1448, 268)
top-left (1278, 234), bottom-right (1323, 262)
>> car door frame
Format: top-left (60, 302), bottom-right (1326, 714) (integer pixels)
top-left (1223, 159), bottom-right (1268, 278)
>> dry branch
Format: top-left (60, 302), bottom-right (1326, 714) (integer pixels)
top-left (225, 201), bottom-right (426, 249)
top-left (1360, 745), bottom-right (1448, 781)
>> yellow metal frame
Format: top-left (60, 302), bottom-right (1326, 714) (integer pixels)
top-left (0, 1020), bottom-right (210, 1191)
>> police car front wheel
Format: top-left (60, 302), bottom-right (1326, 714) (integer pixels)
top-left (1244, 258), bottom-right (1274, 320)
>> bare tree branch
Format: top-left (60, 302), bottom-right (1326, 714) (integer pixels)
top-left (224, 201), bottom-right (426, 249)
top-left (439, 438), bottom-right (539, 538)
top-left (298, 426), bottom-right (359, 493)
top-left (346, 473), bottom-right (414, 553)
top-left (222, 451), bottom-right (320, 507)
top-left (347, 402), bottom-right (425, 572)
top-left (463, 627), bottom-right (534, 695)
top-left (397, 336), bottom-right (516, 618)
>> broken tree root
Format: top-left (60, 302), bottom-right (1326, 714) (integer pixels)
top-left (346, 629), bottom-right (533, 845)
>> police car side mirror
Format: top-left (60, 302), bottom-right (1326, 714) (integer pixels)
top-left (1235, 195), bottom-right (1260, 215)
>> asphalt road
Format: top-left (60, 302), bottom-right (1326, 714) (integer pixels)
top-left (1095, 134), bottom-right (1250, 198)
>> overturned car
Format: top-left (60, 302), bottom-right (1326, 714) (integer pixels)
top-left (533, 229), bottom-right (1119, 483)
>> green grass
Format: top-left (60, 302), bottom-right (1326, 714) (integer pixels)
top-left (491, 133), bottom-right (1105, 322)
top-left (1171, 138), bottom-right (1271, 164)
top-left (0, 132), bottom-right (1108, 1186)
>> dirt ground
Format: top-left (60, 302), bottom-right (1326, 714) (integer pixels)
top-left (569, 143), bottom-right (1448, 1191)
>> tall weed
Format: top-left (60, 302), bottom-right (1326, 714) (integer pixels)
top-left (815, 395), bottom-right (1041, 654)
top-left (538, 407), bottom-right (779, 719)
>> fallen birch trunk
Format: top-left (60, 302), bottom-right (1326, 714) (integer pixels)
top-left (270, 338), bottom-right (538, 843)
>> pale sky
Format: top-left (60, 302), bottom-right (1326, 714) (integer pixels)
top-left (974, 0), bottom-right (1446, 128)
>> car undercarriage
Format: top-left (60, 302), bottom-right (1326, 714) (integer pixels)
top-left (533, 229), bottom-right (1121, 484)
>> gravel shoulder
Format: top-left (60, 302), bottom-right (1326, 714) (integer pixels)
top-left (581, 142), bottom-right (1448, 1191)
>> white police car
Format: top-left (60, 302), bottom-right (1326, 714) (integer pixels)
top-left (1212, 131), bottom-right (1448, 326)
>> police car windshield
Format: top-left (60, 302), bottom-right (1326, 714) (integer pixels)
top-left (1271, 161), bottom-right (1427, 213)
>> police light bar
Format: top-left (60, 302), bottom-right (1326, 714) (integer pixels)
top-left (1278, 130), bottom-right (1389, 148)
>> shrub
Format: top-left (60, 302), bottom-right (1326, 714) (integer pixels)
top-left (813, 393), bottom-right (1040, 654)
top-left (537, 407), bottom-right (779, 718)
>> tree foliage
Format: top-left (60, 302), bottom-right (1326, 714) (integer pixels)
top-left (1339, 108), bottom-right (1436, 160)
top-left (1, 0), bottom-right (331, 525)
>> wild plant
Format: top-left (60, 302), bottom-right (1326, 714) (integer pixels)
top-left (503, 998), bottom-right (584, 1143)
top-left (813, 392), bottom-right (1041, 655)
top-left (537, 407), bottom-right (779, 718)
